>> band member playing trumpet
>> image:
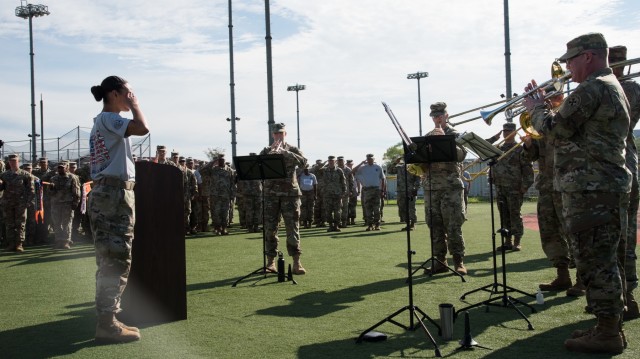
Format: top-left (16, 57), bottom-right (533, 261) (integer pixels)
top-left (259, 122), bottom-right (308, 275)
top-left (490, 122), bottom-right (534, 251)
top-left (524, 33), bottom-right (630, 354)
top-left (416, 102), bottom-right (468, 275)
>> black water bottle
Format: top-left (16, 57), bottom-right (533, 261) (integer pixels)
top-left (277, 252), bottom-right (285, 282)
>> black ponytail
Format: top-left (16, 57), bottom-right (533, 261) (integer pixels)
top-left (90, 76), bottom-right (128, 103)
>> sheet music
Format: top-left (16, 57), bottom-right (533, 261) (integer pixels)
top-left (456, 132), bottom-right (503, 161)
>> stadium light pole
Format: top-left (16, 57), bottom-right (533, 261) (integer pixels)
top-left (15, 1), bottom-right (50, 164)
top-left (407, 71), bottom-right (428, 136)
top-left (287, 84), bottom-right (305, 148)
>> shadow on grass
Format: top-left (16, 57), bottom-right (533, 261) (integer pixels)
top-left (0, 244), bottom-right (95, 268)
top-left (0, 302), bottom-right (99, 358)
top-left (255, 276), bottom-right (410, 318)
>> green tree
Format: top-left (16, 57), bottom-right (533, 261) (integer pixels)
top-left (204, 147), bottom-right (225, 161)
top-left (382, 142), bottom-right (403, 169)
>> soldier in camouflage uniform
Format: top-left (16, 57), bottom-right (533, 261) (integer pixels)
top-left (525, 33), bottom-right (630, 354)
top-left (227, 162), bottom-right (237, 227)
top-left (297, 165), bottom-right (317, 229)
top-left (389, 157), bottom-right (421, 231)
top-left (208, 155), bottom-right (234, 235)
top-left (321, 156), bottom-right (346, 232)
top-left (32, 157), bottom-right (54, 243)
top-left (244, 177), bottom-right (263, 233)
top-left (21, 163), bottom-right (38, 246)
top-left (49, 161), bottom-right (81, 249)
top-left (73, 163), bottom-right (93, 239)
top-left (346, 159), bottom-right (358, 224)
top-left (353, 154), bottom-right (386, 231)
top-left (0, 154), bottom-right (35, 253)
top-left (336, 156), bottom-right (354, 228)
top-left (490, 122), bottom-right (534, 251)
top-left (195, 161), bottom-right (211, 232)
top-left (88, 75), bottom-right (148, 343)
top-left (154, 145), bottom-right (177, 166)
top-left (311, 159), bottom-right (326, 226)
top-left (186, 158), bottom-right (200, 233)
top-left (259, 123), bottom-right (307, 274)
top-left (410, 102), bottom-right (468, 275)
top-left (609, 45), bottom-right (640, 321)
top-left (178, 156), bottom-right (198, 235)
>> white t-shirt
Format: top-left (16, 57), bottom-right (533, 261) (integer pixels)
top-left (89, 112), bottom-right (134, 181)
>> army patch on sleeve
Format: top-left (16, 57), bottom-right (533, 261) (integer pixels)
top-left (114, 119), bottom-right (124, 130)
top-left (566, 94), bottom-right (581, 108)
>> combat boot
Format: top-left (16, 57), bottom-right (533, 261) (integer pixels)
top-left (500, 236), bottom-right (513, 251)
top-left (512, 236), bottom-right (522, 251)
top-left (565, 315), bottom-right (624, 354)
top-left (292, 254), bottom-right (306, 275)
top-left (453, 254), bottom-right (467, 276)
top-left (95, 313), bottom-right (141, 343)
top-left (624, 291), bottom-right (640, 320)
top-left (15, 243), bottom-right (24, 253)
top-left (220, 227), bottom-right (229, 235)
top-left (539, 265), bottom-right (572, 291)
top-left (425, 257), bottom-right (449, 275)
top-left (566, 274), bottom-right (586, 297)
top-left (265, 256), bottom-right (277, 273)
top-left (350, 218), bottom-right (355, 225)
top-left (115, 317), bottom-right (140, 333)
top-left (334, 225), bottom-right (341, 232)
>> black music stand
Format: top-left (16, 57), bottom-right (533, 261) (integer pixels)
top-left (409, 135), bottom-right (465, 282)
top-left (355, 102), bottom-right (441, 358)
top-left (454, 132), bottom-right (535, 329)
top-left (231, 154), bottom-right (296, 286)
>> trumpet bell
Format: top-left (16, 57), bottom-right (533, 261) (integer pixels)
top-left (519, 112), bottom-right (543, 139)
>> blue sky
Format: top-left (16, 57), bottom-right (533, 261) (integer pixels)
top-left (1, 0), bottom-right (640, 163)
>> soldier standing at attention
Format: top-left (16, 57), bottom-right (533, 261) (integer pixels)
top-left (0, 154), bottom-right (35, 253)
top-left (298, 165), bottom-right (317, 229)
top-left (336, 156), bottom-right (354, 228)
top-left (311, 159), bottom-right (326, 227)
top-left (209, 154), bottom-right (234, 235)
top-left (49, 161), bottom-right (81, 249)
top-left (21, 163), bottom-right (37, 246)
top-left (525, 33), bottom-right (630, 354)
top-left (353, 154), bottom-right (386, 231)
top-left (88, 75), bottom-right (149, 343)
top-left (321, 156), bottom-right (346, 232)
top-left (491, 122), bottom-right (534, 251)
top-left (178, 156), bottom-right (198, 236)
top-left (412, 102), bottom-right (468, 276)
top-left (346, 159), bottom-right (358, 225)
top-left (259, 123), bottom-right (307, 274)
top-left (389, 157), bottom-right (421, 231)
top-left (32, 157), bottom-right (54, 241)
top-left (154, 145), bottom-right (177, 166)
top-left (609, 45), bottom-right (640, 320)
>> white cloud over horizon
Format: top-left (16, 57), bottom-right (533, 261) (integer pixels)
top-left (1, 0), bottom-right (640, 163)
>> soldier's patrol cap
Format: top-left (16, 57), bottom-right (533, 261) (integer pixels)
top-left (328, 155), bottom-right (336, 160)
top-left (346, 159), bottom-right (353, 164)
top-left (271, 122), bottom-right (286, 133)
top-left (366, 153), bottom-right (374, 158)
top-left (429, 102), bottom-right (447, 117)
top-left (69, 162), bottom-right (77, 167)
top-left (337, 156), bottom-right (344, 160)
top-left (316, 159), bottom-right (322, 163)
top-left (157, 145), bottom-right (166, 151)
top-left (178, 156), bottom-right (186, 162)
top-left (8, 154), bottom-right (19, 160)
top-left (609, 45), bottom-right (627, 63)
top-left (22, 163), bottom-right (32, 169)
top-left (558, 32), bottom-right (608, 62)
top-left (186, 157), bottom-right (194, 164)
top-left (503, 122), bottom-right (516, 131)
top-left (171, 151), bottom-right (179, 157)
top-left (58, 161), bottom-right (69, 167)
top-left (38, 157), bottom-right (48, 162)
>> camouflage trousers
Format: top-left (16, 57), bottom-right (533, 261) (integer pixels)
top-left (537, 190), bottom-right (571, 267)
top-left (314, 189), bottom-right (324, 223)
top-left (397, 192), bottom-right (417, 223)
top-left (196, 195), bottom-right (210, 232)
top-left (183, 196), bottom-right (192, 232)
top-left (264, 196), bottom-right (301, 257)
top-left (340, 195), bottom-right (350, 223)
top-left (210, 195), bottom-right (231, 228)
top-left (51, 202), bottom-right (74, 245)
top-left (244, 196), bottom-right (262, 229)
top-left (362, 187), bottom-right (381, 226)
top-left (1, 202), bottom-right (27, 247)
top-left (625, 175), bottom-right (638, 291)
top-left (236, 196), bottom-right (245, 227)
top-left (424, 188), bottom-right (466, 257)
top-left (88, 184), bottom-right (135, 315)
top-left (229, 198), bottom-right (235, 223)
top-left (300, 190), bottom-right (315, 223)
top-left (495, 186), bottom-right (525, 238)
top-left (190, 198), bottom-right (199, 231)
top-left (25, 204), bottom-right (36, 245)
top-left (563, 191), bottom-right (627, 317)
top-left (348, 195), bottom-right (357, 219)
top-left (323, 196), bottom-right (342, 226)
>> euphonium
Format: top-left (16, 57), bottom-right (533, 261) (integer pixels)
top-left (519, 112), bottom-right (542, 139)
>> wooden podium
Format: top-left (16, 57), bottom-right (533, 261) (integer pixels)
top-left (120, 161), bottom-right (186, 325)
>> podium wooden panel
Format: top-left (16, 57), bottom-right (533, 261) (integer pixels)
top-left (120, 161), bottom-right (186, 325)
